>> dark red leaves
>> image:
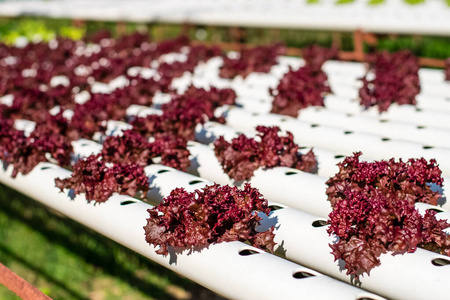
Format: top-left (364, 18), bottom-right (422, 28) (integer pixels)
top-left (149, 134), bottom-right (191, 172)
top-left (144, 183), bottom-right (275, 255)
top-left (101, 130), bottom-right (190, 171)
top-left (214, 126), bottom-right (317, 181)
top-left (326, 152), bottom-right (450, 277)
top-left (0, 116), bottom-right (72, 178)
top-left (132, 86), bottom-right (236, 141)
top-left (214, 134), bottom-right (261, 182)
top-left (68, 92), bottom-right (129, 139)
top-left (101, 130), bottom-right (153, 166)
top-left (302, 44), bottom-right (338, 72)
top-left (359, 51), bottom-right (420, 112)
top-left (270, 66), bottom-right (330, 117)
top-left (270, 45), bottom-right (335, 117)
top-left (55, 154), bottom-right (149, 203)
top-left (445, 58), bottom-right (450, 81)
top-left (219, 44), bottom-right (286, 79)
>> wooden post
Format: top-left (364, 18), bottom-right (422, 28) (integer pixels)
top-left (230, 26), bottom-right (246, 44)
top-left (332, 32), bottom-right (342, 49)
top-left (0, 262), bottom-right (52, 300)
top-left (353, 29), bottom-right (365, 62)
top-left (116, 21), bottom-right (127, 36)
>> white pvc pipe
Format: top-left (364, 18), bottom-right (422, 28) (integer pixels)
top-left (0, 161), bottom-right (378, 300)
top-left (223, 107), bottom-right (450, 177)
top-left (261, 207), bottom-right (450, 300)
top-left (324, 97), bottom-right (450, 131)
top-left (298, 107), bottom-right (450, 150)
top-left (75, 155), bottom-right (448, 300)
top-left (186, 141), bottom-right (332, 217)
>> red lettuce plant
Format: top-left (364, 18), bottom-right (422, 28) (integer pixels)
top-left (270, 66), bottom-right (331, 117)
top-left (101, 130), bottom-right (153, 166)
top-left (326, 152), bottom-right (450, 277)
top-left (101, 130), bottom-right (190, 171)
top-left (445, 58), bottom-right (450, 81)
top-left (359, 50), bottom-right (420, 112)
top-left (131, 108), bottom-right (204, 141)
top-left (55, 154), bottom-right (149, 203)
top-left (219, 43), bottom-right (286, 79)
top-left (302, 44), bottom-right (338, 71)
top-left (144, 183), bottom-right (276, 255)
top-left (0, 116), bottom-right (72, 178)
top-left (214, 126), bottom-right (317, 181)
top-left (270, 45), bottom-right (336, 117)
top-left (68, 92), bottom-right (130, 140)
top-left (120, 75), bottom-right (171, 106)
top-left (131, 85), bottom-right (235, 141)
top-left (148, 134), bottom-right (191, 171)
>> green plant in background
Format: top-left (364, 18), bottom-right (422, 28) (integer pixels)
top-left (0, 19), bottom-right (55, 45)
top-left (403, 0), bottom-right (426, 4)
top-left (0, 19), bottom-right (85, 45)
top-left (58, 25), bottom-right (86, 40)
top-left (368, 0), bottom-right (385, 5)
top-left (336, 0), bottom-right (355, 4)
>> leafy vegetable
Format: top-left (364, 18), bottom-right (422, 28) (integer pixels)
top-left (219, 44), bottom-right (286, 79)
top-left (214, 126), bottom-right (317, 181)
top-left (0, 115), bottom-right (72, 178)
top-left (101, 130), bottom-right (191, 171)
top-left (144, 183), bottom-right (275, 255)
top-left (68, 92), bottom-right (129, 139)
top-left (270, 66), bottom-right (331, 117)
top-left (55, 154), bottom-right (149, 203)
top-left (326, 152), bottom-right (450, 277)
top-left (445, 58), bottom-right (450, 81)
top-left (301, 44), bottom-right (338, 72)
top-left (359, 50), bottom-right (420, 112)
top-left (270, 45), bottom-right (336, 117)
top-left (131, 85), bottom-right (236, 141)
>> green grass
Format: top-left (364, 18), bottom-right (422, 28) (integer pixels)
top-left (0, 184), bottom-right (224, 300)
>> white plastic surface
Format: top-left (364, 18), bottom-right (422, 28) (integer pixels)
top-left (1, 0), bottom-right (449, 35)
top-left (0, 161), bottom-right (383, 300)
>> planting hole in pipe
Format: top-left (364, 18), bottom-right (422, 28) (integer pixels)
top-left (427, 207), bottom-right (444, 213)
top-left (252, 112), bottom-right (259, 116)
top-left (269, 204), bottom-right (285, 211)
top-left (381, 137), bottom-right (391, 142)
top-left (120, 200), bottom-right (137, 205)
top-left (416, 108), bottom-right (423, 112)
top-left (379, 119), bottom-right (388, 123)
top-left (356, 297), bottom-right (379, 300)
top-left (344, 131), bottom-right (353, 135)
top-left (417, 125), bottom-right (426, 129)
top-left (189, 180), bottom-right (204, 185)
top-left (280, 118), bottom-right (287, 122)
top-left (40, 166), bottom-right (53, 170)
top-left (423, 145), bottom-right (434, 150)
top-left (312, 220), bottom-right (328, 227)
top-left (157, 169), bottom-right (170, 174)
top-left (431, 258), bottom-right (450, 266)
top-left (334, 155), bottom-right (345, 159)
top-left (80, 143), bottom-right (90, 147)
top-left (346, 113), bottom-right (353, 117)
top-left (292, 271), bottom-right (315, 279)
top-left (239, 249), bottom-right (260, 256)
top-left (285, 171), bottom-right (300, 175)
top-left (310, 124), bottom-right (320, 128)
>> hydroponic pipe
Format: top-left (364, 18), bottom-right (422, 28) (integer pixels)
top-left (297, 107), bottom-right (450, 149)
top-left (222, 106), bottom-right (450, 177)
top-left (0, 161), bottom-right (381, 300)
top-left (128, 163), bottom-right (450, 300)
